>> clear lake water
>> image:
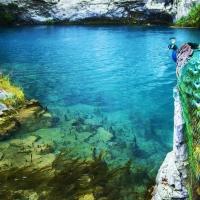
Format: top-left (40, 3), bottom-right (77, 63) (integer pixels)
top-left (0, 25), bottom-right (200, 199)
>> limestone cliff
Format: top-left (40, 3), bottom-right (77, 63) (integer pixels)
top-left (0, 0), bottom-right (199, 24)
top-left (175, 0), bottom-right (200, 21)
top-left (151, 87), bottom-right (189, 200)
top-left (152, 43), bottom-right (200, 200)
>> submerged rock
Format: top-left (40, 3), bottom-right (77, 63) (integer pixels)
top-left (17, 99), bottom-right (52, 133)
top-left (0, 99), bottom-right (52, 140)
top-left (88, 127), bottom-right (113, 143)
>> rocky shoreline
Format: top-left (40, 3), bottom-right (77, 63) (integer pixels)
top-left (152, 87), bottom-right (189, 200)
top-left (0, 81), bottom-right (52, 140)
top-left (1, 0), bottom-right (198, 25)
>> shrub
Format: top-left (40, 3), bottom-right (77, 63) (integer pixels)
top-left (7, 3), bottom-right (19, 10)
top-left (4, 13), bottom-right (14, 22)
top-left (46, 18), bottom-right (53, 24)
top-left (0, 3), bottom-right (15, 24)
top-left (175, 3), bottom-right (200, 28)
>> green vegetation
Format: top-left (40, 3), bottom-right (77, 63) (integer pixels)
top-left (0, 3), bottom-right (19, 24)
top-left (0, 73), bottom-right (25, 107)
top-left (46, 18), bottom-right (53, 24)
top-left (7, 3), bottom-right (19, 10)
top-left (4, 13), bottom-right (14, 23)
top-left (175, 3), bottom-right (200, 28)
top-left (0, 150), bottom-right (142, 200)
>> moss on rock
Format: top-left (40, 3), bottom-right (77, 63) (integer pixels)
top-left (0, 74), bottom-right (52, 140)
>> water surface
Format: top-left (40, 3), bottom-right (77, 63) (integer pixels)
top-left (0, 25), bottom-right (199, 198)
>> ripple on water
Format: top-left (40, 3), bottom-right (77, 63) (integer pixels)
top-left (0, 25), bottom-right (199, 198)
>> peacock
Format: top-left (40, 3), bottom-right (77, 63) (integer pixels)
top-left (168, 38), bottom-right (200, 195)
top-left (168, 37), bottom-right (178, 62)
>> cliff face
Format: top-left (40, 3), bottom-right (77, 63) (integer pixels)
top-left (152, 87), bottom-right (189, 200)
top-left (1, 0), bottom-right (197, 24)
top-left (152, 44), bottom-right (200, 200)
top-left (175, 0), bottom-right (200, 21)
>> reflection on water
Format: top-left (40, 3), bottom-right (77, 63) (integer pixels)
top-left (0, 25), bottom-right (199, 199)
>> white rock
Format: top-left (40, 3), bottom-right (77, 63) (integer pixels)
top-left (152, 87), bottom-right (189, 200)
top-left (0, 90), bottom-right (13, 100)
top-left (176, 143), bottom-right (188, 161)
top-left (154, 184), bottom-right (173, 200)
top-left (175, 0), bottom-right (200, 20)
top-left (1, 0), bottom-right (196, 23)
top-left (0, 103), bottom-right (8, 115)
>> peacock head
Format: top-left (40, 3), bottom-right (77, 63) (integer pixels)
top-left (167, 37), bottom-right (178, 51)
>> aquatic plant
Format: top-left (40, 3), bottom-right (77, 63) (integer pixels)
top-left (0, 150), bottom-right (141, 200)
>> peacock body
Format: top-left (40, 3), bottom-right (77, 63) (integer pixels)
top-left (176, 43), bottom-right (200, 183)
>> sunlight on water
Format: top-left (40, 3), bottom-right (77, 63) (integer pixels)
top-left (0, 25), bottom-right (199, 199)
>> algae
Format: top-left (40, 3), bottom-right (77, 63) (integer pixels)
top-left (0, 150), bottom-right (141, 200)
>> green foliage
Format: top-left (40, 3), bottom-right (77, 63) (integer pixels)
top-left (0, 3), bottom-right (15, 24)
top-left (175, 3), bottom-right (200, 28)
top-left (7, 3), bottom-right (19, 10)
top-left (175, 16), bottom-right (190, 27)
top-left (46, 18), bottom-right (53, 24)
top-left (0, 4), bottom-right (13, 24)
top-left (4, 13), bottom-right (14, 23)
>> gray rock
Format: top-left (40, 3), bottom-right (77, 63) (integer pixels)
top-left (1, 0), bottom-right (195, 23)
top-left (152, 87), bottom-right (189, 200)
top-left (176, 143), bottom-right (188, 161)
top-left (175, 0), bottom-right (200, 20)
top-left (0, 90), bottom-right (13, 100)
top-left (0, 103), bottom-right (8, 115)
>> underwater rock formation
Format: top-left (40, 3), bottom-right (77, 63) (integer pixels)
top-left (0, 0), bottom-right (199, 24)
top-left (16, 99), bottom-right (52, 133)
top-left (0, 98), bottom-right (52, 140)
top-left (0, 147), bottom-right (139, 200)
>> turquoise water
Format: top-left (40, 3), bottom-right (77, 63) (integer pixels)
top-left (0, 25), bottom-right (200, 198)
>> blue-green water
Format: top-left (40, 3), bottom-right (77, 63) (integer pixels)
top-left (0, 25), bottom-right (200, 198)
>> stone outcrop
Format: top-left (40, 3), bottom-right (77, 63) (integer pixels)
top-left (0, 98), bottom-right (52, 140)
top-left (1, 0), bottom-right (198, 24)
top-left (152, 87), bottom-right (189, 200)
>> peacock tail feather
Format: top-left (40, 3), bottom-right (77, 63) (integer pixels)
top-left (177, 44), bottom-right (200, 181)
